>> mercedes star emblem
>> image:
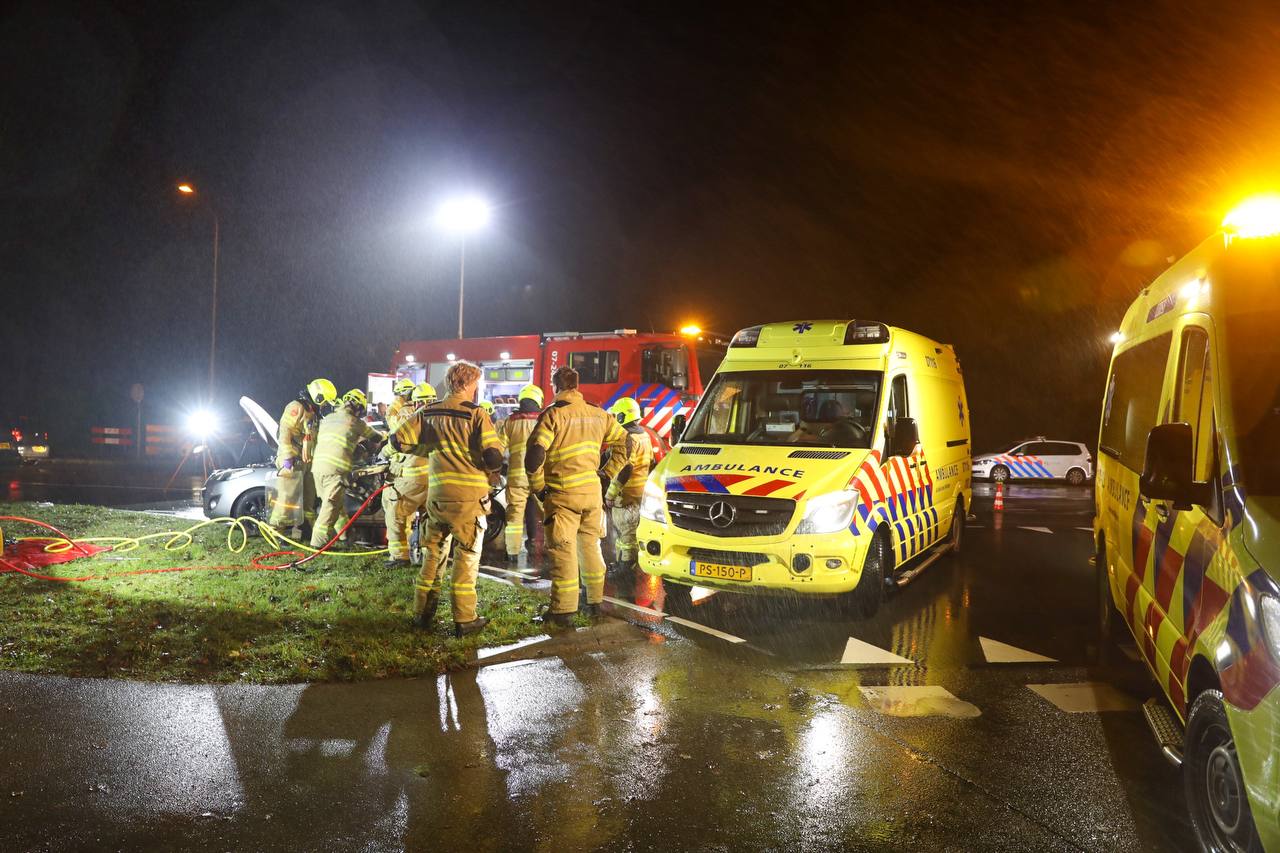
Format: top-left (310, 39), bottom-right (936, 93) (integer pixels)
top-left (708, 500), bottom-right (737, 528)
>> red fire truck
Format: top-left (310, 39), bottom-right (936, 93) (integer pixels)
top-left (370, 328), bottom-right (727, 439)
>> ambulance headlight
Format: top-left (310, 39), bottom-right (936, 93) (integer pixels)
top-left (640, 478), bottom-right (666, 522)
top-left (796, 490), bottom-right (859, 535)
top-left (1261, 595), bottom-right (1280, 659)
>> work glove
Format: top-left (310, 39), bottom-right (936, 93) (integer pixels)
top-left (278, 457), bottom-right (296, 478)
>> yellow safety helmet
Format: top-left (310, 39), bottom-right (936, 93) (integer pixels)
top-left (341, 388), bottom-right (368, 414)
top-left (392, 378), bottom-right (415, 398)
top-left (517, 384), bottom-right (544, 406)
top-left (478, 400), bottom-right (496, 416)
top-left (411, 382), bottom-right (437, 403)
top-left (609, 397), bottom-right (642, 426)
top-left (307, 378), bottom-right (337, 406)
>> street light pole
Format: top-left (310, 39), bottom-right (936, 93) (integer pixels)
top-left (177, 182), bottom-right (219, 402)
top-left (457, 236), bottom-right (465, 339)
top-left (435, 194), bottom-right (491, 341)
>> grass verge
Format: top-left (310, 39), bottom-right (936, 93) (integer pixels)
top-left (0, 502), bottom-right (549, 683)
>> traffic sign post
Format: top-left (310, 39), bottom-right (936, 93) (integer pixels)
top-left (130, 384), bottom-right (144, 459)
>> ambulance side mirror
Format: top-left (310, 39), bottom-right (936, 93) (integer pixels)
top-left (1141, 423), bottom-right (1210, 510)
top-left (670, 414), bottom-right (687, 444)
top-left (889, 417), bottom-right (919, 458)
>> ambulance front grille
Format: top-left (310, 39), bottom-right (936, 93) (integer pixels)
top-left (787, 450), bottom-right (851, 460)
top-left (666, 492), bottom-right (794, 537)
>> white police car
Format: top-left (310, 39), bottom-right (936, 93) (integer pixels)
top-left (971, 438), bottom-right (1093, 485)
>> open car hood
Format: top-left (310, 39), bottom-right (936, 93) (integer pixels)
top-left (240, 396), bottom-right (279, 449)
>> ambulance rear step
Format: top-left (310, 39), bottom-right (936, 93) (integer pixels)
top-left (889, 541), bottom-right (954, 588)
top-left (1142, 698), bottom-right (1184, 768)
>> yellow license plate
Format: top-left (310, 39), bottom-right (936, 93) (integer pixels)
top-left (31, 446), bottom-right (47, 453)
top-left (691, 561), bottom-right (752, 582)
top-left (0, 442), bottom-right (9, 449)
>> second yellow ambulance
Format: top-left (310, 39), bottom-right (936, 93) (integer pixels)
top-left (637, 319), bottom-right (971, 616)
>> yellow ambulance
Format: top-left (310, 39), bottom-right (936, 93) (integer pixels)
top-left (637, 319), bottom-right (971, 616)
top-left (1095, 196), bottom-right (1280, 851)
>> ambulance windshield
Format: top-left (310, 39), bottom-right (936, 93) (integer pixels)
top-left (1225, 310), bottom-right (1280, 496)
top-left (682, 369), bottom-right (881, 449)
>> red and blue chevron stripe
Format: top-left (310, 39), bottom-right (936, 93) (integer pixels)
top-left (604, 382), bottom-right (690, 437)
top-left (995, 454), bottom-right (1053, 478)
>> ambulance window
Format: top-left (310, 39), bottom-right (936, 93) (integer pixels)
top-left (888, 375), bottom-right (910, 421)
top-left (1174, 327), bottom-right (1215, 482)
top-left (568, 350), bottom-right (620, 384)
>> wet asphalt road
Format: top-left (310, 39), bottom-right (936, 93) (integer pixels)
top-left (0, 483), bottom-right (1195, 851)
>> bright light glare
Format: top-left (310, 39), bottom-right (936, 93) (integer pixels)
top-left (435, 195), bottom-right (492, 234)
top-left (1223, 195), bottom-right (1280, 239)
top-left (186, 408), bottom-right (218, 439)
top-left (177, 183), bottom-right (195, 194)
top-left (405, 354), bottom-right (415, 363)
top-left (679, 324), bottom-right (702, 336)
top-left (499, 351), bottom-right (511, 360)
top-left (446, 352), bottom-right (456, 361)
top-left (1109, 331), bottom-right (1124, 344)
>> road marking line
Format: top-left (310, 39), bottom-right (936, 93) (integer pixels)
top-left (602, 595), bottom-right (665, 618)
top-left (1018, 526), bottom-right (1054, 534)
top-left (841, 637), bottom-right (913, 666)
top-left (1027, 682), bottom-right (1138, 713)
top-left (979, 636), bottom-right (1056, 664)
top-left (859, 685), bottom-right (981, 718)
top-left (1075, 527), bottom-right (1093, 532)
top-left (665, 615), bottom-right (746, 644)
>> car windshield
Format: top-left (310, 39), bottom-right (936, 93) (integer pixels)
top-left (682, 369), bottom-right (881, 449)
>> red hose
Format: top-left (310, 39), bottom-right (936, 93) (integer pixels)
top-left (0, 484), bottom-right (387, 582)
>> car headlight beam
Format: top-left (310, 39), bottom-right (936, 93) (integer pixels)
top-left (795, 490), bottom-right (859, 535)
top-left (640, 478), bottom-right (666, 523)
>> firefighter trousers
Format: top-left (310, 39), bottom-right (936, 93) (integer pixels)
top-left (544, 490), bottom-right (607, 614)
top-left (611, 502), bottom-right (641, 563)
top-left (504, 478), bottom-right (530, 556)
top-left (387, 477), bottom-right (429, 561)
top-left (415, 498), bottom-right (486, 624)
top-left (310, 472), bottom-right (348, 548)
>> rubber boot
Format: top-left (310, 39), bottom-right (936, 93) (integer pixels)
top-left (582, 602), bottom-right (602, 621)
top-left (411, 592), bottom-right (440, 631)
top-left (384, 558), bottom-right (411, 569)
top-left (454, 617), bottom-right (488, 638)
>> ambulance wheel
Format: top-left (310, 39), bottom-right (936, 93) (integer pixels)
top-left (1185, 689), bottom-right (1263, 853)
top-left (990, 465), bottom-right (1010, 484)
top-left (1066, 468), bottom-right (1087, 486)
top-left (846, 531), bottom-right (888, 618)
top-left (483, 502), bottom-right (506, 548)
top-left (948, 503), bottom-right (964, 555)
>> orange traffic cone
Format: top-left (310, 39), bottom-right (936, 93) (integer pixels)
top-left (993, 481), bottom-right (1005, 512)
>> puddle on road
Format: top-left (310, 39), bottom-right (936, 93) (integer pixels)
top-left (857, 685), bottom-right (981, 719)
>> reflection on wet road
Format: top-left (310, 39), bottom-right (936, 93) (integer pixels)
top-left (0, 484), bottom-right (1196, 851)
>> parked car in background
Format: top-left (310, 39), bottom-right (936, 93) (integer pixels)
top-left (5, 418), bottom-right (50, 464)
top-left (971, 438), bottom-right (1092, 485)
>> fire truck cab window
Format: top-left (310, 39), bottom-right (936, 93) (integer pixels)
top-left (568, 350), bottom-right (620, 384)
top-left (642, 346), bottom-right (691, 389)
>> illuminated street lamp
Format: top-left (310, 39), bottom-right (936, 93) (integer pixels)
top-left (176, 181), bottom-right (220, 401)
top-left (435, 194), bottom-right (492, 339)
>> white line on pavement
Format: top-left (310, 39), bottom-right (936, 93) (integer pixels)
top-left (979, 636), bottom-right (1056, 664)
top-left (841, 636), bottom-right (914, 665)
top-left (1075, 527), bottom-right (1093, 532)
top-left (602, 595), bottom-right (665, 618)
top-left (665, 615), bottom-right (747, 644)
top-left (1018, 526), bottom-right (1054, 534)
top-left (1027, 682), bottom-right (1139, 713)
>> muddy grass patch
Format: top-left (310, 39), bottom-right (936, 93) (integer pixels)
top-left (0, 502), bottom-right (548, 682)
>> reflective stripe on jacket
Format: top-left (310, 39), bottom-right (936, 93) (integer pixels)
top-left (501, 412), bottom-right (539, 486)
top-left (312, 410), bottom-right (380, 475)
top-left (527, 389), bottom-right (627, 495)
top-left (416, 393), bottom-right (503, 500)
top-left (276, 400), bottom-right (317, 467)
top-left (608, 424), bottom-right (654, 505)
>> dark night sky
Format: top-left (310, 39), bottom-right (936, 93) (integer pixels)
top-left (4, 1), bottom-right (1280, 452)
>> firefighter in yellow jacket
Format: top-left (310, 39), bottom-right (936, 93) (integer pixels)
top-left (411, 362), bottom-right (504, 637)
top-left (268, 378), bottom-right (337, 534)
top-left (380, 378), bottom-right (416, 566)
top-left (499, 384), bottom-right (544, 563)
top-left (525, 366), bottom-right (628, 626)
top-left (385, 382), bottom-right (437, 568)
top-left (605, 397), bottom-right (653, 572)
top-left (309, 389), bottom-right (383, 550)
